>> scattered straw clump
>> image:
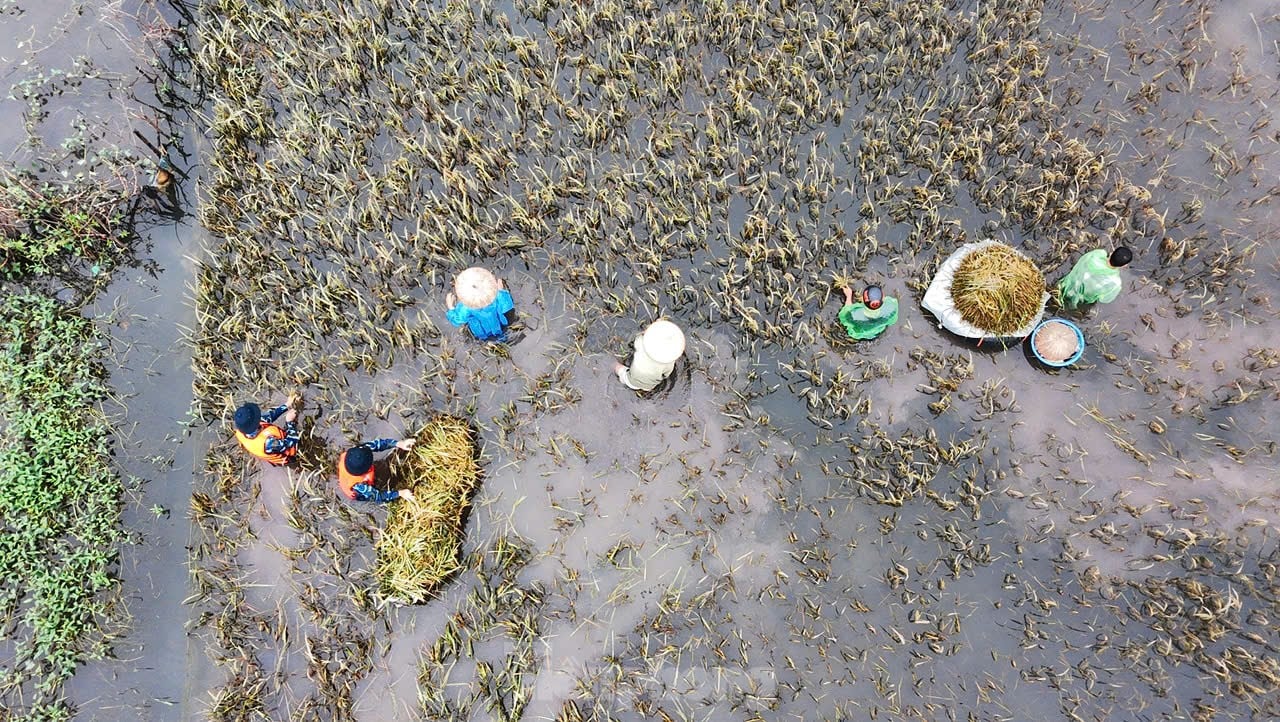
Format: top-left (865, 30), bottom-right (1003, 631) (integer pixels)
top-left (950, 244), bottom-right (1046, 335)
top-left (376, 416), bottom-right (479, 604)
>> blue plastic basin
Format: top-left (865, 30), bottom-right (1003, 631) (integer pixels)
top-left (1030, 318), bottom-right (1084, 367)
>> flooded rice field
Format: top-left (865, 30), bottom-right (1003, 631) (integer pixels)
top-left (5, 0), bottom-right (1279, 720)
top-left (178, 0), bottom-right (1280, 719)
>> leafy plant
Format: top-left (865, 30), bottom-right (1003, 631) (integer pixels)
top-left (0, 171), bottom-right (132, 281)
top-left (0, 294), bottom-right (124, 716)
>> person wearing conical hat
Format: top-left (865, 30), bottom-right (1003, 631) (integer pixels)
top-left (445, 267), bottom-right (515, 341)
top-left (232, 399), bottom-right (300, 466)
top-left (838, 284), bottom-right (898, 340)
top-left (1056, 247), bottom-right (1131, 310)
top-left (337, 437), bottom-right (417, 503)
top-left (614, 319), bottom-right (685, 393)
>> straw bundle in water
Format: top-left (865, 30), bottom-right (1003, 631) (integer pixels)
top-left (950, 244), bottom-right (1045, 335)
top-left (376, 416), bottom-right (479, 603)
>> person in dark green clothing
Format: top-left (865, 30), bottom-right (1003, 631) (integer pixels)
top-left (839, 285), bottom-right (898, 340)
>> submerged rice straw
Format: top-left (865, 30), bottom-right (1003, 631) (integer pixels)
top-left (950, 244), bottom-right (1045, 335)
top-left (376, 416), bottom-right (480, 603)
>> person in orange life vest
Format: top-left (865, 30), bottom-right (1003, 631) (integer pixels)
top-left (337, 438), bottom-right (417, 503)
top-left (233, 401), bottom-right (299, 465)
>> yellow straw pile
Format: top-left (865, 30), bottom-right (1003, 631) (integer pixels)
top-left (375, 416), bottom-right (479, 603)
top-left (950, 244), bottom-right (1045, 335)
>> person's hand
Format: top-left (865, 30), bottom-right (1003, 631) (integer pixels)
top-left (841, 286), bottom-right (854, 304)
top-left (396, 438), bottom-right (416, 451)
top-left (446, 292), bottom-right (456, 307)
top-left (285, 408), bottom-right (298, 423)
top-left (399, 488), bottom-right (415, 502)
top-left (498, 278), bottom-right (505, 289)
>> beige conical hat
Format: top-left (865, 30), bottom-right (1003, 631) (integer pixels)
top-left (454, 267), bottom-right (499, 309)
top-left (1034, 320), bottom-right (1079, 362)
top-left (641, 319), bottom-right (685, 364)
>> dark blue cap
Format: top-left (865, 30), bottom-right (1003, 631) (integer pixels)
top-left (344, 446), bottom-right (373, 475)
top-left (234, 403), bottom-right (261, 435)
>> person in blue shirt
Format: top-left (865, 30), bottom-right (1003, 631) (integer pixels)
top-left (445, 267), bottom-right (515, 341)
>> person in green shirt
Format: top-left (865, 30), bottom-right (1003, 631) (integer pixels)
top-left (838, 284), bottom-right (898, 340)
top-left (1057, 247), bottom-right (1131, 310)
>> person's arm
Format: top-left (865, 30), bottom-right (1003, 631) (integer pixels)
top-left (881, 296), bottom-right (900, 319)
top-left (262, 404), bottom-right (288, 424)
top-left (841, 286), bottom-right (854, 306)
top-left (493, 288), bottom-right (514, 314)
top-left (352, 484), bottom-right (400, 503)
top-left (445, 302), bottom-right (469, 327)
top-left (265, 413), bottom-right (301, 454)
top-left (1096, 275), bottom-right (1123, 304)
top-left (838, 302), bottom-right (860, 326)
top-left (361, 438), bottom-right (398, 453)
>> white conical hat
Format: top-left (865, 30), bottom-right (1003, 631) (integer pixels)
top-left (454, 267), bottom-right (499, 309)
top-left (641, 319), bottom-right (685, 364)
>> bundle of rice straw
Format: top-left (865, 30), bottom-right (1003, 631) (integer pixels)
top-left (950, 243), bottom-right (1046, 335)
top-left (376, 416), bottom-right (479, 603)
top-left (1033, 320), bottom-right (1079, 362)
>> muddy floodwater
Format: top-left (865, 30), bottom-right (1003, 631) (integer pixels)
top-left (4, 0), bottom-right (1279, 721)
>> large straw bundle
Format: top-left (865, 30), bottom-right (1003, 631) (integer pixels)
top-left (950, 244), bottom-right (1045, 335)
top-left (376, 416), bottom-right (479, 603)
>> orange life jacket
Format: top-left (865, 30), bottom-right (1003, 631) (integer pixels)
top-left (337, 450), bottom-right (376, 500)
top-left (235, 422), bottom-right (294, 465)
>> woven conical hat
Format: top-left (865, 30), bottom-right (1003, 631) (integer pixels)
top-left (1034, 320), bottom-right (1078, 362)
top-left (641, 320), bottom-right (685, 364)
top-left (454, 267), bottom-right (499, 309)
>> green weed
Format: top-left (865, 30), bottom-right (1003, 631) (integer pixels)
top-left (0, 171), bottom-right (132, 281)
top-left (0, 294), bottom-right (124, 717)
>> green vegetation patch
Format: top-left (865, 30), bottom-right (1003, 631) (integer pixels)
top-left (0, 171), bottom-right (132, 281)
top-left (377, 417), bottom-right (480, 604)
top-left (0, 293), bottom-right (123, 719)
